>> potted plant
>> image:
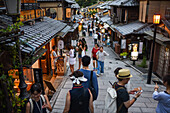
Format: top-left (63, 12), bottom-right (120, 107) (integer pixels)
top-left (120, 52), bottom-right (128, 59)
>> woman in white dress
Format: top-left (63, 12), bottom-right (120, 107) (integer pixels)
top-left (68, 46), bottom-right (76, 73)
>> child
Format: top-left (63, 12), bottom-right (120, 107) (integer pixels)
top-left (152, 75), bottom-right (170, 113)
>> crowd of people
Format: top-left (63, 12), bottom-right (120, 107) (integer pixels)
top-left (25, 19), bottom-right (170, 113)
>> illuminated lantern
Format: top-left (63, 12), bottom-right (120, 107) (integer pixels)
top-left (153, 14), bottom-right (160, 24)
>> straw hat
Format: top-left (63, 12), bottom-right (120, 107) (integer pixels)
top-left (117, 69), bottom-right (133, 79)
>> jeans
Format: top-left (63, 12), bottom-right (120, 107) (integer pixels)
top-left (97, 61), bottom-right (104, 74)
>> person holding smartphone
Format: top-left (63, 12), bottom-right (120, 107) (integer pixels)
top-left (152, 75), bottom-right (170, 113)
top-left (26, 83), bottom-right (52, 113)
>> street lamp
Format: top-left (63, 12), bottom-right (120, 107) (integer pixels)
top-left (3, 0), bottom-right (29, 99)
top-left (147, 14), bottom-right (160, 84)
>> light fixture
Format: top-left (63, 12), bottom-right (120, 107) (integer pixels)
top-left (153, 14), bottom-right (160, 24)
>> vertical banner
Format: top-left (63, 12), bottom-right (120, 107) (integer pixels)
top-left (33, 68), bottom-right (45, 94)
top-left (66, 8), bottom-right (71, 18)
top-left (131, 43), bottom-right (139, 61)
top-left (121, 39), bottom-right (126, 49)
top-left (139, 42), bottom-right (143, 54)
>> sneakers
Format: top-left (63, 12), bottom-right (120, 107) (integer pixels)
top-left (96, 74), bottom-right (100, 77)
top-left (100, 73), bottom-right (104, 76)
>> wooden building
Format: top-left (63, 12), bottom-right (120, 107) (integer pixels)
top-left (143, 1), bottom-right (170, 78)
top-left (37, 0), bottom-right (64, 20)
top-left (0, 0), bottom-right (72, 96)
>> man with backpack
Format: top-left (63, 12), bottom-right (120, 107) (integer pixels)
top-left (113, 69), bottom-right (142, 113)
top-left (79, 55), bottom-right (99, 101)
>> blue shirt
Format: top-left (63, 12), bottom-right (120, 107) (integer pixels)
top-left (152, 91), bottom-right (170, 113)
top-left (79, 69), bottom-right (99, 100)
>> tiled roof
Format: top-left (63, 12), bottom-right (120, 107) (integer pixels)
top-left (162, 20), bottom-right (170, 30)
top-left (0, 16), bottom-right (67, 54)
top-left (100, 15), bottom-right (111, 23)
top-left (71, 3), bottom-right (80, 9)
top-left (112, 21), bottom-right (151, 36)
top-left (37, 0), bottom-right (60, 1)
top-left (57, 25), bottom-right (71, 37)
top-left (0, 14), bottom-right (13, 29)
top-left (65, 0), bottom-right (76, 4)
top-left (145, 30), bottom-right (170, 44)
top-left (20, 17), bottom-right (67, 53)
top-left (69, 23), bottom-right (79, 32)
top-left (109, 0), bottom-right (139, 6)
top-left (106, 20), bottom-right (113, 26)
top-left (97, 1), bottom-right (112, 9)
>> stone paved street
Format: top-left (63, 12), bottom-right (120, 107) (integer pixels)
top-left (51, 33), bottom-right (165, 113)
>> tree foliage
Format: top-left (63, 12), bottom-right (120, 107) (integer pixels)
top-left (76, 0), bottom-right (97, 8)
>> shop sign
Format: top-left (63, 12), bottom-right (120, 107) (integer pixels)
top-left (33, 68), bottom-right (45, 94)
top-left (58, 40), bottom-right (64, 49)
top-left (66, 8), bottom-right (71, 18)
top-left (121, 39), bottom-right (126, 49)
top-left (139, 42), bottom-right (143, 54)
top-left (131, 43), bottom-right (138, 61)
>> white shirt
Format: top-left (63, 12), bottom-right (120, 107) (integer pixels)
top-left (96, 51), bottom-right (109, 62)
top-left (93, 34), bottom-right (98, 39)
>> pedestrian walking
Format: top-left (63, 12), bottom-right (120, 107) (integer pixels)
top-left (78, 40), bottom-right (84, 69)
top-left (51, 45), bottom-right (58, 76)
top-left (82, 38), bottom-right (88, 52)
top-left (79, 55), bottom-right (99, 101)
top-left (89, 28), bottom-right (93, 36)
top-left (97, 31), bottom-right (101, 45)
top-left (93, 32), bottom-right (98, 45)
top-left (68, 45), bottom-right (76, 74)
top-left (96, 46), bottom-right (109, 76)
top-left (102, 34), bottom-right (106, 46)
top-left (113, 69), bottom-right (142, 113)
top-left (152, 75), bottom-right (170, 113)
top-left (26, 83), bottom-right (52, 113)
top-left (63, 71), bottom-right (94, 113)
top-left (83, 30), bottom-right (86, 37)
top-left (91, 43), bottom-right (99, 71)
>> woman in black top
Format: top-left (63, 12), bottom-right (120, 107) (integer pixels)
top-left (63, 71), bottom-right (94, 113)
top-left (26, 83), bottom-right (52, 113)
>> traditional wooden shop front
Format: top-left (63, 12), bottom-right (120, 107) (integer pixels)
top-left (144, 28), bottom-right (170, 78)
top-left (0, 15), bottom-right (68, 95)
top-left (111, 21), bottom-right (151, 57)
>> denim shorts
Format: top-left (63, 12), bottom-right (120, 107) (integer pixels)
top-left (78, 54), bottom-right (82, 58)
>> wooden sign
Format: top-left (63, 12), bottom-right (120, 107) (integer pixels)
top-left (66, 8), bottom-right (71, 18)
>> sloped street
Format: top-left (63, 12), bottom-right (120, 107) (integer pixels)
top-left (50, 33), bottom-right (165, 113)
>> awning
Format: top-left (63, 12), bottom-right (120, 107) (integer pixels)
top-left (69, 23), bottom-right (79, 32)
top-left (109, 0), bottom-right (139, 6)
top-left (144, 30), bottom-right (170, 45)
top-left (57, 26), bottom-right (71, 37)
top-left (23, 48), bottom-right (47, 67)
top-left (65, 0), bottom-right (76, 4)
top-left (113, 21), bottom-right (150, 36)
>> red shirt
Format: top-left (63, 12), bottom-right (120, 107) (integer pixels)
top-left (92, 47), bottom-right (99, 58)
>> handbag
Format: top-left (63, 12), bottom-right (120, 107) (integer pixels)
top-left (89, 71), bottom-right (97, 101)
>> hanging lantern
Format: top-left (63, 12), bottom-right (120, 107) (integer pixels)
top-left (153, 14), bottom-right (160, 24)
